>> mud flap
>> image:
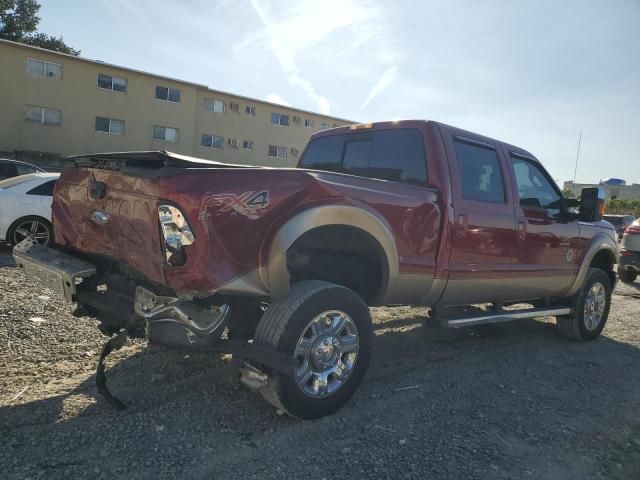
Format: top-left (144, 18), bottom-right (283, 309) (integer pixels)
top-left (95, 330), bottom-right (128, 410)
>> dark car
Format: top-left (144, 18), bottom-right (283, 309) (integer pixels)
top-left (603, 214), bottom-right (636, 239)
top-left (0, 158), bottom-right (46, 181)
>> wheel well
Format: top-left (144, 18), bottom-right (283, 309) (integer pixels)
top-left (286, 225), bottom-right (387, 304)
top-left (589, 249), bottom-right (616, 288)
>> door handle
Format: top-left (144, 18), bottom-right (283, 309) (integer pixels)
top-left (517, 220), bottom-right (526, 238)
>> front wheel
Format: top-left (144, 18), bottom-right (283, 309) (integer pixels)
top-left (253, 280), bottom-right (373, 419)
top-left (556, 268), bottom-right (612, 340)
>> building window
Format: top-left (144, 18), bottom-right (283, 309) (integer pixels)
top-left (155, 85), bottom-right (181, 103)
top-left (153, 126), bottom-right (179, 142)
top-left (97, 73), bottom-right (127, 92)
top-left (319, 122), bottom-right (330, 130)
top-left (203, 98), bottom-right (225, 113)
top-left (25, 105), bottom-right (61, 126)
top-left (304, 119), bottom-right (314, 128)
top-left (95, 116), bottom-right (125, 135)
top-left (245, 106), bottom-right (256, 115)
top-left (27, 58), bottom-right (62, 79)
top-left (242, 140), bottom-right (254, 150)
top-left (271, 112), bottom-right (289, 126)
top-left (201, 133), bottom-right (224, 149)
top-left (268, 145), bottom-right (287, 159)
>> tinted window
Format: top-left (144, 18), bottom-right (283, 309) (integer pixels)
top-left (369, 129), bottom-right (426, 183)
top-left (454, 140), bottom-right (505, 203)
top-left (604, 216), bottom-right (623, 227)
top-left (27, 179), bottom-right (57, 196)
top-left (343, 138), bottom-right (371, 176)
top-left (0, 163), bottom-right (18, 179)
top-left (300, 134), bottom-right (345, 172)
top-left (510, 154), bottom-right (561, 216)
top-left (300, 129), bottom-right (427, 185)
top-left (16, 164), bottom-right (37, 175)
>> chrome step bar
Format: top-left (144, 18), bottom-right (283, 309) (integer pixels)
top-left (427, 306), bottom-right (572, 329)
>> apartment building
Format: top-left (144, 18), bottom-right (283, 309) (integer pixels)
top-left (0, 39), bottom-right (352, 169)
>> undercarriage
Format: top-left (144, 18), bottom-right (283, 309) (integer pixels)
top-left (12, 238), bottom-right (294, 409)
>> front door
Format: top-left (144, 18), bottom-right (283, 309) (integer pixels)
top-left (506, 151), bottom-right (580, 298)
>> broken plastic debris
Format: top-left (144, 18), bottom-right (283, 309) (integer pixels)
top-left (29, 317), bottom-right (46, 323)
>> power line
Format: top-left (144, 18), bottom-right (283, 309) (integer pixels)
top-left (572, 131), bottom-right (582, 194)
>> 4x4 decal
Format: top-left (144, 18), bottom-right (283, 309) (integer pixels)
top-left (198, 190), bottom-right (270, 220)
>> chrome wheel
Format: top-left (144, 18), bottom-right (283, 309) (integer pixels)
top-left (294, 310), bottom-right (359, 398)
top-left (583, 282), bottom-right (606, 331)
top-left (13, 219), bottom-right (50, 245)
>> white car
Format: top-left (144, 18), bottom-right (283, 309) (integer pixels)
top-left (0, 173), bottom-right (60, 246)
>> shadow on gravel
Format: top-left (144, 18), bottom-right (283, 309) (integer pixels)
top-left (2, 313), bottom-right (640, 479)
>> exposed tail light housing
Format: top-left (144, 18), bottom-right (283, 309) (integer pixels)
top-left (158, 204), bottom-right (195, 266)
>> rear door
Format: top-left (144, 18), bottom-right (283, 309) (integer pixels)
top-left (438, 129), bottom-right (518, 306)
top-left (505, 152), bottom-right (580, 298)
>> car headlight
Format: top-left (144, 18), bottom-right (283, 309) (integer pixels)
top-left (158, 204), bottom-right (195, 266)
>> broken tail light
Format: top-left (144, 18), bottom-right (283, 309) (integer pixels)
top-left (624, 225), bottom-right (640, 235)
top-left (158, 204), bottom-right (195, 266)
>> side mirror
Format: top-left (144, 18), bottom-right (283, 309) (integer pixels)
top-left (579, 187), bottom-right (605, 222)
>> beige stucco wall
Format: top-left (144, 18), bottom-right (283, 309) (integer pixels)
top-left (0, 40), bottom-right (352, 167)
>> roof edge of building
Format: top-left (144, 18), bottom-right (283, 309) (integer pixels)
top-left (0, 38), bottom-right (355, 124)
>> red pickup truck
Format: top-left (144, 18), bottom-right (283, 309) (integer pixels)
top-left (13, 120), bottom-right (618, 419)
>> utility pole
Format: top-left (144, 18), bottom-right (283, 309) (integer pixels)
top-left (572, 131), bottom-right (582, 194)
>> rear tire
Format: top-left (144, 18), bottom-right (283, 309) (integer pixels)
top-left (253, 280), bottom-right (372, 419)
top-left (557, 268), bottom-right (611, 341)
top-left (617, 266), bottom-right (637, 284)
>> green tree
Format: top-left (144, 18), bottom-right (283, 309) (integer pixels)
top-left (0, 0), bottom-right (79, 55)
top-left (561, 187), bottom-right (576, 199)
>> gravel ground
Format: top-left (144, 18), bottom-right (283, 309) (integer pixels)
top-left (1, 245), bottom-right (640, 479)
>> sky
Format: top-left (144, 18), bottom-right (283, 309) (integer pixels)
top-left (37, 0), bottom-right (640, 185)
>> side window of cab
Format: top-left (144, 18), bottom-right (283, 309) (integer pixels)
top-left (510, 154), bottom-right (562, 217)
top-left (453, 139), bottom-right (506, 203)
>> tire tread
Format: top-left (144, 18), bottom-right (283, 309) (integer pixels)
top-left (253, 281), bottom-right (338, 414)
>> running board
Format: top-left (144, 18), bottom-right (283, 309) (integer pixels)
top-left (427, 306), bottom-right (572, 329)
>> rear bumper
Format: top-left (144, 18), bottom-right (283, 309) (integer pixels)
top-left (13, 238), bottom-right (96, 302)
top-left (619, 249), bottom-right (640, 272)
top-left (11, 239), bottom-right (294, 374)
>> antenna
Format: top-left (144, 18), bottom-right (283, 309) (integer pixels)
top-left (572, 131), bottom-right (582, 194)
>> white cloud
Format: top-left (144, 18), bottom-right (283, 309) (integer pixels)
top-left (358, 65), bottom-right (398, 112)
top-left (266, 93), bottom-right (292, 107)
top-left (248, 0), bottom-right (331, 114)
top-left (234, 0), bottom-right (402, 116)
top-left (100, 0), bottom-right (150, 26)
